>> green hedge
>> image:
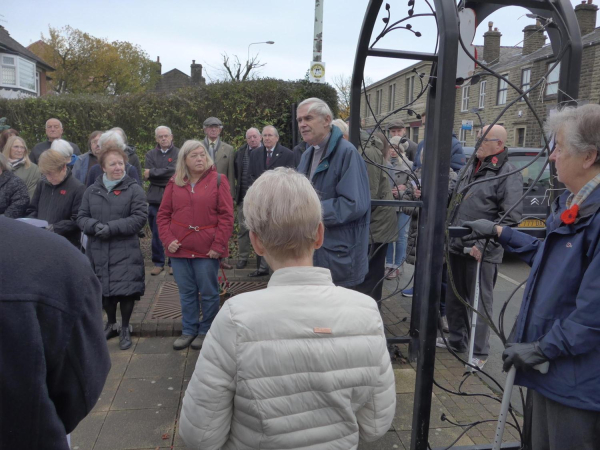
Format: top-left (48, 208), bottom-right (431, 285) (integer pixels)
top-left (0, 78), bottom-right (338, 163)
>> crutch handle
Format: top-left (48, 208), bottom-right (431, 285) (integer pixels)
top-left (463, 247), bottom-right (472, 254)
top-left (534, 361), bottom-right (550, 374)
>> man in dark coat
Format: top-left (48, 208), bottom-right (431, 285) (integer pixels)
top-left (30, 118), bottom-right (81, 164)
top-left (412, 113), bottom-right (466, 172)
top-left (292, 141), bottom-right (307, 167)
top-left (247, 125), bottom-right (295, 276)
top-left (296, 98), bottom-right (371, 288)
top-left (0, 216), bottom-right (110, 449)
top-left (144, 126), bottom-right (180, 276)
top-left (387, 119), bottom-right (417, 162)
top-left (234, 127), bottom-right (262, 269)
top-left (110, 127), bottom-right (143, 185)
top-left (442, 125), bottom-right (522, 369)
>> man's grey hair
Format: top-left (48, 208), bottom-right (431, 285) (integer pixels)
top-left (110, 127), bottom-right (128, 143)
top-left (298, 97), bottom-right (333, 123)
top-left (45, 118), bottom-right (63, 129)
top-left (246, 127), bottom-right (260, 138)
top-left (155, 126), bottom-right (172, 136)
top-left (99, 130), bottom-right (126, 151)
top-left (262, 125), bottom-right (279, 138)
top-left (331, 119), bottom-right (348, 137)
top-left (50, 139), bottom-right (74, 158)
top-left (545, 104), bottom-right (600, 164)
top-left (243, 167), bottom-right (322, 260)
top-left (0, 152), bottom-right (9, 172)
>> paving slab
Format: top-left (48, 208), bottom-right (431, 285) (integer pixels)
top-left (112, 377), bottom-right (182, 410)
top-left (358, 431), bottom-right (405, 449)
top-left (392, 393), bottom-right (456, 432)
top-left (394, 368), bottom-right (416, 394)
top-left (70, 412), bottom-right (106, 450)
top-left (92, 377), bottom-right (120, 413)
top-left (134, 337), bottom-right (180, 354)
top-left (93, 408), bottom-right (178, 450)
top-left (125, 352), bottom-right (187, 379)
top-left (106, 353), bottom-right (133, 380)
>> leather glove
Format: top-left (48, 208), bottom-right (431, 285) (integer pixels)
top-left (95, 223), bottom-right (110, 239)
top-left (462, 219), bottom-right (498, 241)
top-left (502, 342), bottom-right (548, 372)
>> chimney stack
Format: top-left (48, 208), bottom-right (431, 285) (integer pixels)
top-left (483, 22), bottom-right (502, 65)
top-left (156, 56), bottom-right (162, 76)
top-left (575, 0), bottom-right (598, 37)
top-left (190, 60), bottom-right (205, 85)
top-left (522, 20), bottom-right (546, 55)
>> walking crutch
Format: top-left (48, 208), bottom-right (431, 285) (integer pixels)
top-left (463, 247), bottom-right (481, 371)
top-left (492, 361), bottom-right (549, 450)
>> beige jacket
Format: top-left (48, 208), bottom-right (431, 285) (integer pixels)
top-left (206, 138), bottom-right (235, 197)
top-left (179, 266), bottom-right (396, 449)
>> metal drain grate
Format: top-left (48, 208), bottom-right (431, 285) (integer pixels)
top-left (150, 281), bottom-right (268, 319)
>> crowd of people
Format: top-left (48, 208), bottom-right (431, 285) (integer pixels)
top-left (2, 98), bottom-right (600, 449)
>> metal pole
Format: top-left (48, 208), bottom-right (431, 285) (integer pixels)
top-left (313, 0), bottom-right (324, 62)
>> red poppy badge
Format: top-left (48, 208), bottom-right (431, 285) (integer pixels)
top-left (60, 190), bottom-right (66, 195)
top-left (561, 204), bottom-right (579, 225)
top-left (168, 158), bottom-right (172, 162)
top-left (114, 190), bottom-right (121, 196)
top-left (491, 156), bottom-right (499, 165)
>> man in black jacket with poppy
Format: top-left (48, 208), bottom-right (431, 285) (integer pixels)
top-left (442, 125), bottom-right (522, 369)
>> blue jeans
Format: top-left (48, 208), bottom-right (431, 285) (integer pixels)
top-left (386, 212), bottom-right (410, 268)
top-left (148, 204), bottom-right (170, 267)
top-left (170, 258), bottom-right (220, 336)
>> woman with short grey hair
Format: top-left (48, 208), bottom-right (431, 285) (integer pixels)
top-left (86, 131), bottom-right (141, 186)
top-left (462, 104), bottom-right (600, 449)
top-left (179, 167), bottom-right (396, 450)
top-left (51, 139), bottom-right (78, 167)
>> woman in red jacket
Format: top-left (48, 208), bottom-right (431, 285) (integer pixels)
top-left (157, 140), bottom-right (234, 351)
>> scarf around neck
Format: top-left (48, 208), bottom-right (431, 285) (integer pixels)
top-left (103, 173), bottom-right (125, 192)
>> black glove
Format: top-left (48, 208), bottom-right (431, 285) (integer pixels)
top-left (95, 223), bottom-right (110, 239)
top-left (502, 342), bottom-right (548, 372)
top-left (462, 219), bottom-right (498, 241)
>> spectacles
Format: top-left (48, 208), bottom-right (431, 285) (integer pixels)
top-left (479, 138), bottom-right (500, 142)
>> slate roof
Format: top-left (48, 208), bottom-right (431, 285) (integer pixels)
top-left (0, 26), bottom-right (54, 71)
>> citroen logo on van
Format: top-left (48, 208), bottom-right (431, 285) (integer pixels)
top-left (530, 198), bottom-right (540, 205)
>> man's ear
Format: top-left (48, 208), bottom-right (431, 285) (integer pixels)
top-left (249, 231), bottom-right (265, 256)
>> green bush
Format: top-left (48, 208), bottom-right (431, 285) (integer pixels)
top-left (0, 79), bottom-right (338, 164)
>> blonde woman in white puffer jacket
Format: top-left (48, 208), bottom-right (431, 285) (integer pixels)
top-left (179, 167), bottom-right (396, 450)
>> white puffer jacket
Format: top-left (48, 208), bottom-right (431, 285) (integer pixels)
top-left (179, 266), bottom-right (396, 449)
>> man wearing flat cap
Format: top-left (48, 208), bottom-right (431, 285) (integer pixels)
top-left (203, 117), bottom-right (235, 198)
top-left (387, 119), bottom-right (417, 162)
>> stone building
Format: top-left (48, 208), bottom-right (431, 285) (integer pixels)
top-left (362, 0), bottom-right (600, 149)
top-left (152, 57), bottom-right (206, 93)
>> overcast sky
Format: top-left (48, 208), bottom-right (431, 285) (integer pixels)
top-left (2, 0), bottom-right (597, 86)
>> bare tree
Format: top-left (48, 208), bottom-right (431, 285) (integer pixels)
top-left (221, 53), bottom-right (266, 82)
top-left (331, 74), bottom-right (374, 120)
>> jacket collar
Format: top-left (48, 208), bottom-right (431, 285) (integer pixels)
top-left (267, 266), bottom-right (335, 287)
top-left (472, 148), bottom-right (508, 178)
top-left (92, 174), bottom-right (136, 192)
top-left (309, 125), bottom-right (344, 177)
top-left (183, 165), bottom-right (216, 189)
top-left (551, 185), bottom-right (600, 230)
top-left (155, 143), bottom-right (175, 153)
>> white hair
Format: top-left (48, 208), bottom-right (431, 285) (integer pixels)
top-left (50, 139), bottom-right (73, 158)
top-left (99, 130), bottom-right (126, 151)
top-left (243, 167), bottom-right (322, 260)
top-left (155, 125), bottom-right (172, 136)
top-left (110, 127), bottom-right (127, 143)
top-left (331, 119), bottom-right (348, 137)
top-left (297, 97), bottom-right (333, 123)
top-left (545, 104), bottom-right (600, 164)
top-left (45, 118), bottom-right (63, 129)
top-left (262, 125), bottom-right (279, 138)
top-left (246, 127), bottom-right (260, 138)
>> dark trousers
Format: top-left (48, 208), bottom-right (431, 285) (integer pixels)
top-left (532, 390), bottom-right (600, 450)
top-left (446, 253), bottom-right (497, 356)
top-left (351, 243), bottom-right (388, 302)
top-left (148, 204), bottom-right (170, 267)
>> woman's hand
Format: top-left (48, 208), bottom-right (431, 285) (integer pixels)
top-left (207, 250), bottom-right (221, 259)
top-left (414, 188), bottom-right (421, 199)
top-left (168, 240), bottom-right (181, 253)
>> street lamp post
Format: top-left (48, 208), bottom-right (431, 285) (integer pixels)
top-left (247, 41), bottom-right (275, 62)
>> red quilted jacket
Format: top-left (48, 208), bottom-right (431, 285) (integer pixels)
top-left (157, 166), bottom-right (234, 259)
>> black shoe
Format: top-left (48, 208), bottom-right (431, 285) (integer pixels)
top-left (119, 325), bottom-right (132, 350)
top-left (104, 322), bottom-right (119, 340)
top-left (190, 334), bottom-right (206, 350)
top-left (248, 269), bottom-right (269, 277)
top-left (236, 260), bottom-right (248, 269)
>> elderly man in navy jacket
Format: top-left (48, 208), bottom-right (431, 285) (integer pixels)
top-left (0, 217), bottom-right (110, 449)
top-left (297, 98), bottom-right (371, 288)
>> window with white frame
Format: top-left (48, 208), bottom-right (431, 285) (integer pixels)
top-left (459, 128), bottom-right (468, 145)
top-left (405, 75), bottom-right (414, 103)
top-left (0, 54), bottom-right (38, 93)
top-left (545, 62), bottom-right (561, 96)
top-left (497, 74), bottom-right (509, 105)
top-left (515, 127), bottom-right (526, 147)
top-left (520, 68), bottom-right (531, 101)
top-left (478, 80), bottom-right (487, 109)
top-left (388, 83), bottom-right (396, 112)
top-left (376, 89), bottom-right (383, 115)
top-left (461, 86), bottom-right (470, 112)
top-left (36, 71), bottom-right (40, 95)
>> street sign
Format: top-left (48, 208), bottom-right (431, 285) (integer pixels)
top-left (461, 120), bottom-right (473, 130)
top-left (309, 61), bottom-right (326, 83)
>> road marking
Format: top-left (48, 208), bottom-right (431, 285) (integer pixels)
top-left (498, 272), bottom-right (525, 288)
